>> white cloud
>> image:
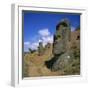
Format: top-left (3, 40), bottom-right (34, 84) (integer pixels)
top-left (47, 35), bottom-right (53, 43)
top-left (24, 28), bottom-right (54, 52)
top-left (39, 39), bottom-right (42, 43)
top-left (71, 26), bottom-right (75, 32)
top-left (24, 41), bottom-right (39, 52)
top-left (29, 42), bottom-right (39, 50)
top-left (38, 28), bottom-right (50, 36)
top-left (38, 28), bottom-right (53, 46)
top-left (42, 35), bottom-right (53, 46)
top-left (24, 42), bottom-right (30, 46)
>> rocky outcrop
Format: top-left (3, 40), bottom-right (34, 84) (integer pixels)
top-left (53, 19), bottom-right (71, 55)
top-left (45, 19), bottom-right (80, 73)
top-left (38, 42), bottom-right (44, 56)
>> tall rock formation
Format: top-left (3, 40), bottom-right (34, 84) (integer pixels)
top-left (53, 19), bottom-right (71, 55)
top-left (45, 19), bottom-right (80, 73)
top-left (38, 42), bottom-right (44, 56)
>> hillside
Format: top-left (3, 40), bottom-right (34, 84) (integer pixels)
top-left (23, 30), bottom-right (80, 77)
top-left (23, 44), bottom-right (64, 77)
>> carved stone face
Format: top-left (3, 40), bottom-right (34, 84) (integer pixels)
top-left (53, 40), bottom-right (66, 55)
top-left (53, 20), bottom-right (71, 55)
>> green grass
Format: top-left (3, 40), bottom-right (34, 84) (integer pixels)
top-left (63, 58), bottom-right (80, 75)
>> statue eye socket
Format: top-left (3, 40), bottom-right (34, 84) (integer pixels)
top-left (57, 35), bottom-right (61, 38)
top-left (54, 34), bottom-right (61, 41)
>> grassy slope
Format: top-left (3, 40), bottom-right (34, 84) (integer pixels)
top-left (23, 30), bottom-right (80, 77)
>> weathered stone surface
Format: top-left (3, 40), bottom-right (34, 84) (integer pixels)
top-left (52, 19), bottom-right (72, 71)
top-left (53, 19), bottom-right (71, 55)
top-left (52, 51), bottom-right (74, 71)
top-left (45, 43), bottom-right (51, 49)
top-left (45, 19), bottom-right (80, 72)
top-left (38, 42), bottom-right (44, 55)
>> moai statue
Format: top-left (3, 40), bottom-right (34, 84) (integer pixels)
top-left (38, 42), bottom-right (44, 56)
top-left (51, 19), bottom-right (72, 71)
top-left (45, 43), bottom-right (51, 49)
top-left (45, 19), bottom-right (72, 71)
top-left (53, 19), bottom-right (71, 55)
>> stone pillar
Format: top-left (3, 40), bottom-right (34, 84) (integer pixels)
top-left (53, 19), bottom-right (71, 55)
top-left (38, 42), bottom-right (44, 56)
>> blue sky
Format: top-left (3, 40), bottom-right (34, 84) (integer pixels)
top-left (23, 11), bottom-right (80, 52)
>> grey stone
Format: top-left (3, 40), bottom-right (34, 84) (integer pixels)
top-left (45, 19), bottom-right (80, 72)
top-left (45, 19), bottom-right (73, 71)
top-left (38, 42), bottom-right (44, 55)
top-left (53, 19), bottom-right (71, 55)
top-left (52, 51), bottom-right (74, 71)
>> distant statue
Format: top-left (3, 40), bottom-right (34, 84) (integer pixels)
top-left (38, 42), bottom-right (44, 56)
top-left (45, 43), bottom-right (51, 49)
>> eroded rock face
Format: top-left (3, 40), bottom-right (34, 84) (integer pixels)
top-left (52, 51), bottom-right (74, 71)
top-left (52, 19), bottom-right (72, 71)
top-left (53, 19), bottom-right (71, 55)
top-left (38, 42), bottom-right (44, 56)
top-left (45, 19), bottom-right (80, 72)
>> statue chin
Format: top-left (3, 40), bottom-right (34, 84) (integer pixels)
top-left (53, 49), bottom-right (65, 56)
top-left (53, 49), bottom-right (60, 55)
top-left (53, 45), bottom-right (66, 55)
